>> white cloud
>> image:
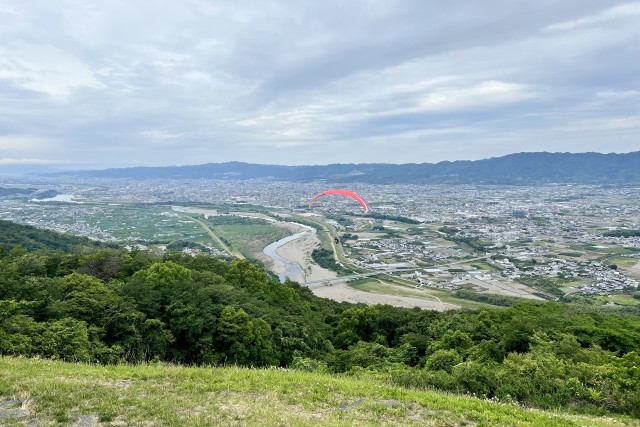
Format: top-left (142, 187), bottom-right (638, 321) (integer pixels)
top-left (545, 2), bottom-right (640, 31)
top-left (0, 1), bottom-right (637, 166)
top-left (419, 81), bottom-right (537, 112)
top-left (139, 130), bottom-right (185, 141)
top-left (0, 136), bottom-right (51, 151)
top-left (0, 5), bottom-right (18, 16)
top-left (564, 116), bottom-right (640, 132)
top-left (271, 128), bottom-right (309, 138)
top-left (272, 140), bottom-right (309, 148)
top-left (0, 43), bottom-right (105, 100)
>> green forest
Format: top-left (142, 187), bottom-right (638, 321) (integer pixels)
top-left (1, 221), bottom-right (640, 418)
top-left (0, 219), bottom-right (115, 252)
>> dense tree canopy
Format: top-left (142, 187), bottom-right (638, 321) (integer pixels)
top-left (1, 222), bottom-right (640, 417)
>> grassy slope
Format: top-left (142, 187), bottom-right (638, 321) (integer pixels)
top-left (1, 357), bottom-right (637, 427)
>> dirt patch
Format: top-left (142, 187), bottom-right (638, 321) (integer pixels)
top-left (311, 282), bottom-right (459, 311)
top-left (627, 261), bottom-right (640, 279)
top-left (275, 232), bottom-right (337, 283)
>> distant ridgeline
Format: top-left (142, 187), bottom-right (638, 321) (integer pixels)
top-left (51, 151), bottom-right (640, 184)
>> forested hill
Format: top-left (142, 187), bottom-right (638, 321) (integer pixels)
top-left (52, 151), bottom-right (640, 184)
top-left (0, 220), bottom-right (112, 252)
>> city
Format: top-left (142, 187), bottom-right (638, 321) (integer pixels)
top-left (2, 176), bottom-right (638, 309)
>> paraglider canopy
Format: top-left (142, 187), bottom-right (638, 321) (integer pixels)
top-left (309, 189), bottom-right (369, 212)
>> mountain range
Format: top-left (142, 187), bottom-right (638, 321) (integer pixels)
top-left (52, 151), bottom-right (640, 184)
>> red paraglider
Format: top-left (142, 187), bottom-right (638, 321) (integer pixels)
top-left (309, 189), bottom-right (369, 212)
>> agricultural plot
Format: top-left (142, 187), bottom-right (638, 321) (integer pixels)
top-left (348, 278), bottom-right (436, 300)
top-left (82, 206), bottom-right (213, 245)
top-left (203, 215), bottom-right (291, 260)
top-left (0, 202), bottom-right (217, 249)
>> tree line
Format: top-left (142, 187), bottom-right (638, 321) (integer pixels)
top-left (1, 221), bottom-right (640, 417)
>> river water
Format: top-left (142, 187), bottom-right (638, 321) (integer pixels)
top-left (263, 223), bottom-right (316, 283)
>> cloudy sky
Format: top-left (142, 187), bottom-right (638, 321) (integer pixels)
top-left (1, 1), bottom-right (639, 169)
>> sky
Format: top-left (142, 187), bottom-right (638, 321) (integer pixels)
top-left (0, 1), bottom-right (639, 170)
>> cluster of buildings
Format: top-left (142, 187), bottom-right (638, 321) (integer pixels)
top-left (2, 177), bottom-right (639, 303)
top-left (580, 269), bottom-right (639, 295)
top-left (350, 236), bottom-right (462, 268)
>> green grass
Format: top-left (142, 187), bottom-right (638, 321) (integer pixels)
top-left (1, 357), bottom-right (637, 426)
top-left (597, 295), bottom-right (640, 306)
top-left (372, 275), bottom-right (501, 309)
top-left (192, 215), bottom-right (292, 260)
top-left (5, 203), bottom-right (215, 246)
top-left (348, 279), bottom-right (435, 299)
top-left (558, 252), bottom-right (583, 258)
top-left (604, 247), bottom-right (640, 256)
top-left (468, 263), bottom-right (493, 271)
top-left (86, 205), bottom-right (208, 244)
top-left (569, 244), bottom-right (600, 252)
top-left (215, 223), bottom-right (290, 259)
top-left (607, 257), bottom-right (638, 268)
top-left (562, 280), bottom-right (584, 287)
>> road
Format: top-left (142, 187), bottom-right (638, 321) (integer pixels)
top-left (178, 213), bottom-right (245, 259)
top-left (304, 254), bottom-right (490, 286)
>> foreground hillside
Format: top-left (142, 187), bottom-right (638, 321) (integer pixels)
top-left (1, 357), bottom-right (637, 427)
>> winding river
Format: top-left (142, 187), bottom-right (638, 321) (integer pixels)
top-left (263, 223), bottom-right (316, 282)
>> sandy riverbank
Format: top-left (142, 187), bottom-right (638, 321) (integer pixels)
top-left (273, 231), bottom-right (337, 283)
top-left (270, 223), bottom-right (457, 310)
top-left (311, 282), bottom-right (460, 311)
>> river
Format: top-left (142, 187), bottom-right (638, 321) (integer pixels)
top-left (263, 223), bottom-right (316, 283)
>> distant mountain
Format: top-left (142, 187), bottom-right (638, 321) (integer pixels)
top-left (51, 151), bottom-right (640, 184)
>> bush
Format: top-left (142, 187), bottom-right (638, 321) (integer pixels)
top-left (452, 361), bottom-right (497, 397)
top-left (291, 356), bottom-right (328, 373)
top-left (425, 349), bottom-right (462, 373)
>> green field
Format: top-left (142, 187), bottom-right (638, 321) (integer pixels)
top-left (558, 252), bottom-right (583, 258)
top-left (604, 247), bottom-right (640, 256)
top-left (1, 357), bottom-right (636, 427)
top-left (348, 278), bottom-right (434, 299)
top-left (597, 295), bottom-right (640, 306)
top-left (204, 215), bottom-right (291, 259)
top-left (468, 262), bottom-right (493, 270)
top-left (216, 223), bottom-right (289, 256)
top-left (350, 275), bottom-right (499, 309)
top-left (608, 257), bottom-right (639, 268)
top-left (84, 206), bottom-right (209, 244)
top-left (6, 204), bottom-right (215, 246)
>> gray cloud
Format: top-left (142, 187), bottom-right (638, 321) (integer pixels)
top-left (0, 0), bottom-right (638, 169)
